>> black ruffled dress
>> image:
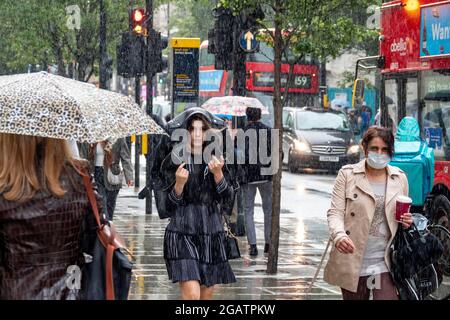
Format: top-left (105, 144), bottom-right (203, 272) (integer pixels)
top-left (163, 156), bottom-right (236, 287)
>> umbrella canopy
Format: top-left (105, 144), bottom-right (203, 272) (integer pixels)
top-left (201, 96), bottom-right (269, 116)
top-left (0, 72), bottom-right (165, 143)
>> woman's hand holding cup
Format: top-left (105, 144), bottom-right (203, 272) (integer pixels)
top-left (399, 212), bottom-right (413, 229)
top-left (396, 195), bottom-right (413, 228)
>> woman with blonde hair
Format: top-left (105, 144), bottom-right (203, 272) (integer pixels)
top-left (0, 133), bottom-right (100, 299)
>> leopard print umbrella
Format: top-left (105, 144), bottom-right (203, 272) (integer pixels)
top-left (0, 72), bottom-right (166, 142)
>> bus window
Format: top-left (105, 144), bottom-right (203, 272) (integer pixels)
top-left (406, 78), bottom-right (418, 119)
top-left (385, 79), bottom-right (398, 135)
top-left (422, 70), bottom-right (450, 161)
top-left (200, 46), bottom-right (215, 67)
top-left (249, 41), bottom-right (296, 63)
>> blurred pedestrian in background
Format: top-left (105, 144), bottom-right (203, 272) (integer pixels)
top-left (359, 104), bottom-right (371, 136)
top-left (79, 138), bottom-right (133, 220)
top-left (241, 107), bottom-right (273, 257)
top-left (103, 138), bottom-right (133, 220)
top-left (216, 114), bottom-right (246, 236)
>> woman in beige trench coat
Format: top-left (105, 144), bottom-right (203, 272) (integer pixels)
top-left (324, 126), bottom-right (413, 300)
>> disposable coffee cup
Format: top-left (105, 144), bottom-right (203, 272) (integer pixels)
top-left (395, 195), bottom-right (412, 222)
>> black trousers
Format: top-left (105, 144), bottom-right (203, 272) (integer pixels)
top-left (106, 189), bottom-right (120, 220)
top-left (94, 166), bottom-right (107, 212)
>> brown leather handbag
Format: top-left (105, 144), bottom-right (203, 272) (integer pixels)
top-left (79, 175), bottom-right (133, 300)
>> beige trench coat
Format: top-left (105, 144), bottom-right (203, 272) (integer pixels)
top-left (324, 159), bottom-right (409, 293)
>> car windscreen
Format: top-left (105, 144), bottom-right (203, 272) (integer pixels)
top-left (296, 111), bottom-right (350, 131)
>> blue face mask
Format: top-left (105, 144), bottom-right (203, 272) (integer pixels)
top-left (367, 151), bottom-right (391, 169)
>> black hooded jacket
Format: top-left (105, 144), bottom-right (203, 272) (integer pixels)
top-left (151, 107), bottom-right (238, 218)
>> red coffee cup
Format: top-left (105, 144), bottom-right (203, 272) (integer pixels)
top-left (396, 195), bottom-right (412, 221)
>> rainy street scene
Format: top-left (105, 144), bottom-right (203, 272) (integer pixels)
top-left (1, 0), bottom-right (450, 304)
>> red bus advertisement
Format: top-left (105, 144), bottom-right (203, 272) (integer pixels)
top-left (199, 40), bottom-right (320, 127)
top-left (379, 0), bottom-right (449, 208)
top-left (376, 0), bottom-right (450, 292)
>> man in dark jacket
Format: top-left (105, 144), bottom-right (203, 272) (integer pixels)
top-left (241, 107), bottom-right (273, 256)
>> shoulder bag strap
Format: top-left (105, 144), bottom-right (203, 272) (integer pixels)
top-left (82, 174), bottom-right (102, 228)
top-left (81, 174), bottom-right (115, 300)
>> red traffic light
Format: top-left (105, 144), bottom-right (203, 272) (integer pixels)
top-left (132, 9), bottom-right (144, 22)
top-left (131, 8), bottom-right (146, 34)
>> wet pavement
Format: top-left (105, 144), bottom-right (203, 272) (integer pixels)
top-left (113, 158), bottom-right (342, 300)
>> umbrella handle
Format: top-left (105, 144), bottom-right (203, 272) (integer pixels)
top-left (306, 239), bottom-right (332, 297)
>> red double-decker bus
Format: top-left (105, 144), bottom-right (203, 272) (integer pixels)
top-left (199, 39), bottom-right (320, 127)
top-left (375, 0), bottom-right (450, 218)
top-left (366, 0), bottom-right (450, 297)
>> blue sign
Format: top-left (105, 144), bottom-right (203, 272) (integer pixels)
top-left (425, 127), bottom-right (443, 149)
top-left (420, 3), bottom-right (450, 57)
top-left (173, 47), bottom-right (199, 103)
top-left (239, 30), bottom-right (259, 53)
top-left (199, 70), bottom-right (224, 92)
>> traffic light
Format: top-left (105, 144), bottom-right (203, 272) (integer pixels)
top-left (146, 29), bottom-right (168, 74)
top-left (102, 54), bottom-right (113, 80)
top-left (158, 73), bottom-right (167, 84)
top-left (117, 32), bottom-right (146, 77)
top-left (209, 7), bottom-right (234, 70)
top-left (130, 8), bottom-right (146, 35)
top-left (207, 29), bottom-right (217, 55)
top-left (160, 56), bottom-right (168, 72)
top-left (239, 6), bottom-right (264, 31)
top-left (158, 36), bottom-right (168, 73)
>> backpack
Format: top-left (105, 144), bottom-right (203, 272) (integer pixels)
top-left (390, 117), bottom-right (435, 206)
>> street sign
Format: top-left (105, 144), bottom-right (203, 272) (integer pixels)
top-left (239, 30), bottom-right (259, 53)
top-left (170, 38), bottom-right (200, 108)
top-left (171, 38), bottom-right (201, 49)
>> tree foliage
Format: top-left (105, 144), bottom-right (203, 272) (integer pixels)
top-left (0, 0), bottom-right (130, 81)
top-left (221, 0), bottom-right (379, 61)
top-left (166, 0), bottom-right (215, 41)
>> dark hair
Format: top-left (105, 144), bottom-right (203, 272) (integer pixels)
top-left (187, 114), bottom-right (211, 132)
top-left (246, 107), bottom-right (262, 122)
top-left (361, 126), bottom-right (395, 157)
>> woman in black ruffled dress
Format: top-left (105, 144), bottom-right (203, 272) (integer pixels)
top-left (163, 113), bottom-right (236, 300)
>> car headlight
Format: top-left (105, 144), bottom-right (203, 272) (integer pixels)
top-left (347, 145), bottom-right (360, 155)
top-left (292, 140), bottom-right (311, 153)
